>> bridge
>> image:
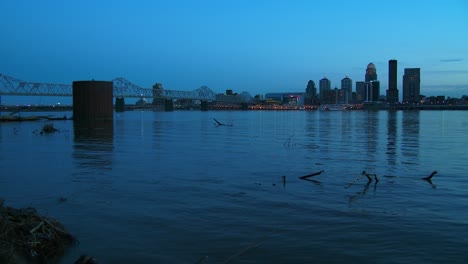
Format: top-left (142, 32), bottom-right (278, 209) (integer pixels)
top-left (0, 72), bottom-right (250, 102)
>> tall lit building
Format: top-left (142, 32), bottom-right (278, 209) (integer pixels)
top-left (319, 77), bottom-right (331, 101)
top-left (365, 63), bottom-right (378, 82)
top-left (403, 68), bottom-right (421, 103)
top-left (341, 76), bottom-right (352, 103)
top-left (386, 59), bottom-right (399, 103)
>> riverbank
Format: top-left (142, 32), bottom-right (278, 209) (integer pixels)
top-left (2, 103), bottom-right (467, 114)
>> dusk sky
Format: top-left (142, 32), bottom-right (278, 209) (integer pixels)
top-left (1, 0), bottom-right (467, 104)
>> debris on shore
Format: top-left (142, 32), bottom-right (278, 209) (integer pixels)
top-left (0, 199), bottom-right (76, 264)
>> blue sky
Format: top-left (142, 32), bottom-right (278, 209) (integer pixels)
top-left (1, 0), bottom-right (467, 104)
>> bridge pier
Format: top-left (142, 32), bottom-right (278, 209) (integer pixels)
top-left (200, 100), bottom-right (208, 111)
top-left (73, 80), bottom-right (113, 121)
top-left (115, 96), bottom-right (125, 112)
top-left (164, 99), bottom-right (173, 111)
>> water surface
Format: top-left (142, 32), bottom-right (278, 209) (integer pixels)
top-left (1, 110), bottom-right (467, 263)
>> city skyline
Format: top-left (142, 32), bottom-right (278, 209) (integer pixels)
top-left (1, 1), bottom-right (467, 106)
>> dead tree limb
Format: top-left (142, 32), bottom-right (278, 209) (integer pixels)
top-left (299, 170), bottom-right (325, 180)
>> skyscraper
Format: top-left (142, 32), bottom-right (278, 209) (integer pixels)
top-left (341, 76), bottom-right (352, 103)
top-left (319, 77), bottom-right (331, 101)
top-left (305, 80), bottom-right (317, 105)
top-left (306, 80), bottom-right (317, 95)
top-left (386, 59), bottom-right (399, 103)
top-left (403, 68), bottom-right (421, 103)
top-left (356, 81), bottom-right (366, 102)
top-left (367, 80), bottom-right (380, 102)
top-left (365, 63), bottom-right (377, 82)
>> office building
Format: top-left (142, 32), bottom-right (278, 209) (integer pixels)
top-left (403, 68), bottom-right (421, 103)
top-left (365, 63), bottom-right (378, 82)
top-left (321, 88), bottom-right (339, 104)
top-left (341, 76), bottom-right (352, 104)
top-left (366, 80), bottom-right (380, 102)
top-left (319, 77), bottom-right (331, 101)
top-left (386, 59), bottom-right (399, 103)
top-left (305, 80), bottom-right (317, 105)
top-left (356, 81), bottom-right (366, 102)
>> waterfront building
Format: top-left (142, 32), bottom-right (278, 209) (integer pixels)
top-left (321, 88), bottom-right (339, 104)
top-left (356, 81), bottom-right (366, 102)
top-left (386, 59), bottom-right (399, 103)
top-left (403, 68), bottom-right (421, 103)
top-left (305, 80), bottom-right (317, 105)
top-left (341, 76), bottom-right (352, 104)
top-left (319, 77), bottom-right (331, 101)
top-left (265, 92), bottom-right (305, 106)
top-left (365, 80), bottom-right (380, 102)
top-left (365, 63), bottom-right (378, 82)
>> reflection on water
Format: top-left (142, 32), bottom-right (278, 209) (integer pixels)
top-left (304, 112), bottom-right (320, 152)
top-left (365, 111), bottom-right (379, 161)
top-left (72, 120), bottom-right (114, 171)
top-left (401, 111), bottom-right (420, 163)
top-left (386, 111), bottom-right (398, 168)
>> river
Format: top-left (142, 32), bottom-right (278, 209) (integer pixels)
top-left (1, 110), bottom-right (467, 263)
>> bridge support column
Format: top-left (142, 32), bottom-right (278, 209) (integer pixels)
top-left (200, 100), bottom-right (208, 111)
top-left (115, 96), bottom-right (125, 112)
top-left (241, 103), bottom-right (249, 110)
top-left (73, 80), bottom-right (113, 121)
top-left (164, 99), bottom-right (173, 112)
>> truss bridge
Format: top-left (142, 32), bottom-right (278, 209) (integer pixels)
top-left (0, 73), bottom-right (218, 101)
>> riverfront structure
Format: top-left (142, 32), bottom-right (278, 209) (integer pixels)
top-left (264, 92), bottom-right (304, 106)
top-left (386, 59), bottom-right (399, 103)
top-left (403, 68), bottom-right (421, 103)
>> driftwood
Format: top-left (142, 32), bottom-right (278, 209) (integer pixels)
top-left (422, 171), bottom-right (437, 181)
top-left (299, 170), bottom-right (324, 180)
top-left (213, 118), bottom-right (232, 126)
top-left (364, 171), bottom-right (379, 183)
top-left (345, 171), bottom-right (378, 189)
top-left (0, 199), bottom-right (76, 263)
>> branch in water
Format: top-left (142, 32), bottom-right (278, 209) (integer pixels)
top-left (422, 171), bottom-right (437, 181)
top-left (213, 118), bottom-right (224, 126)
top-left (299, 170), bottom-right (325, 180)
top-left (213, 118), bottom-right (232, 126)
top-left (345, 170), bottom-right (377, 188)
